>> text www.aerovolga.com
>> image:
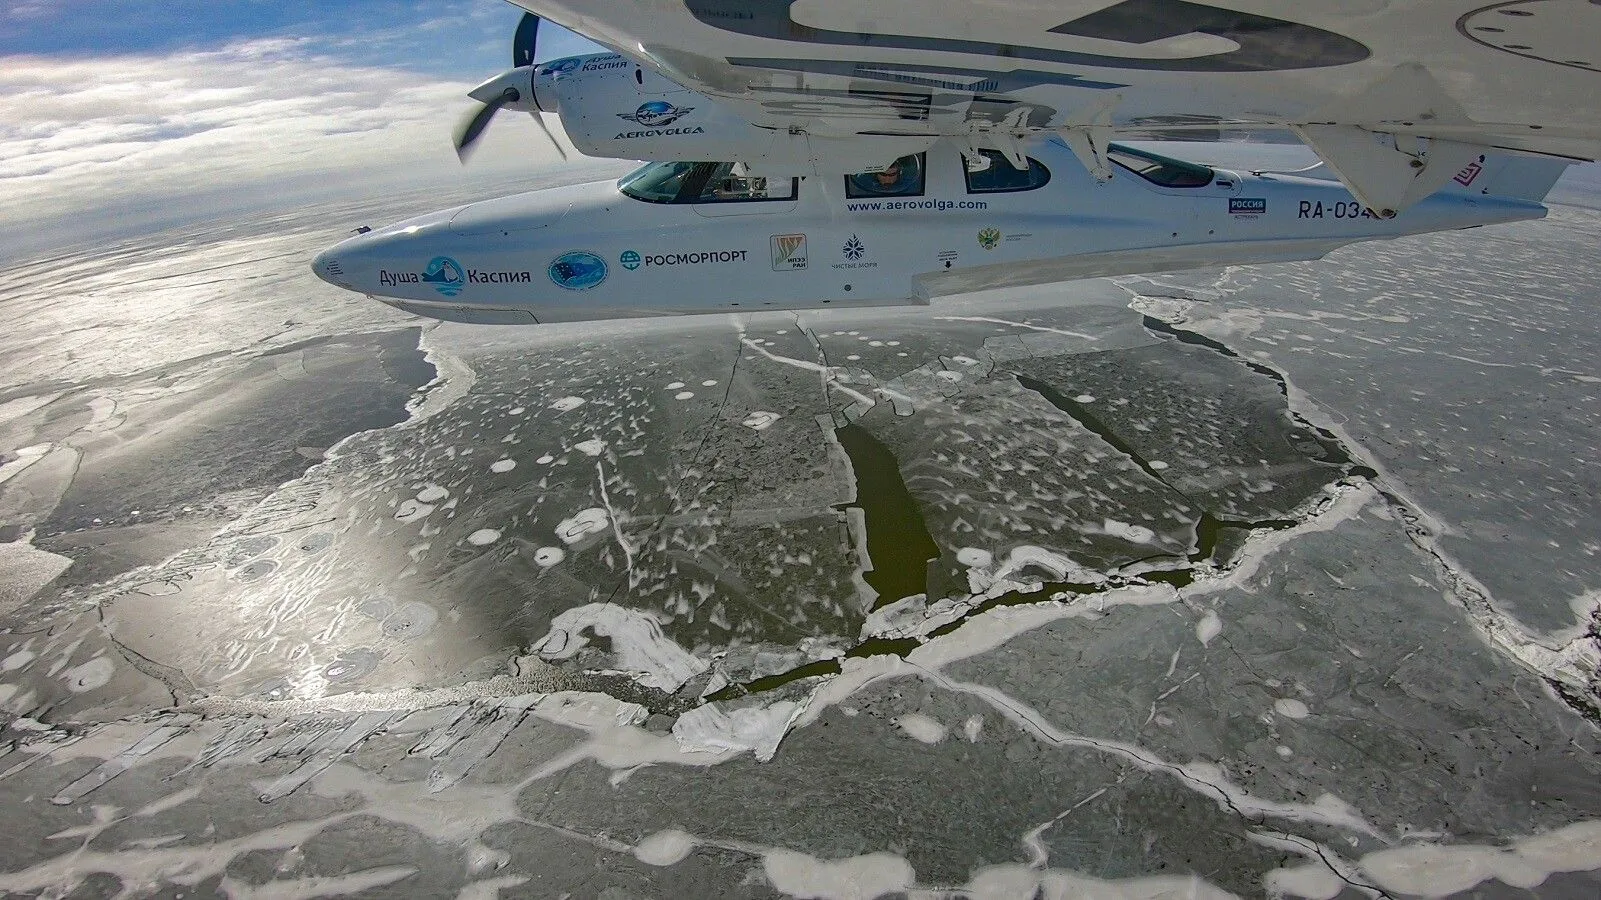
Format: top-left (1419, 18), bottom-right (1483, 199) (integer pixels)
top-left (845, 198), bottom-right (989, 212)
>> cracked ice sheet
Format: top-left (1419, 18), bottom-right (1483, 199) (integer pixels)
top-left (31, 322), bottom-right (871, 706)
top-left (4, 704), bottom-right (1596, 899)
top-left (1121, 208), bottom-right (1601, 637)
top-left (934, 483), bottom-right (1601, 889)
top-left (8, 173), bottom-right (1601, 898)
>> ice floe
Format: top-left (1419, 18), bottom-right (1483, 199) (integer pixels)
top-left (555, 508), bottom-right (609, 544)
top-left (741, 411), bottom-right (780, 430)
top-left (894, 713), bottom-right (946, 744)
top-left (534, 603), bottom-right (708, 693)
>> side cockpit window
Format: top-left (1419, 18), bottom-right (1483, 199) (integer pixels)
top-left (963, 150), bottom-right (1051, 193)
top-left (620, 161), bottom-right (797, 203)
top-left (692, 162), bottom-right (797, 202)
top-left (1105, 144), bottom-right (1214, 188)
top-left (619, 161), bottom-right (702, 204)
top-left (845, 154), bottom-right (925, 198)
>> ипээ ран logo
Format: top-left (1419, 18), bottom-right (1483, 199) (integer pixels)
top-left (771, 234), bottom-right (807, 270)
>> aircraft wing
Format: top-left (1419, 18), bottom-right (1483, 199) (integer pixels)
top-left (508, 0), bottom-right (1601, 213)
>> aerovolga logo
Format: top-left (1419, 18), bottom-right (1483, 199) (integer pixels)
top-left (771, 233), bottom-right (807, 271)
top-left (1229, 198), bottom-right (1267, 215)
top-left (619, 250), bottom-right (642, 270)
top-left (548, 251), bottom-right (608, 291)
top-left (977, 227), bottom-right (1001, 250)
top-left (618, 101), bottom-right (694, 127)
top-left (614, 101), bottom-right (705, 140)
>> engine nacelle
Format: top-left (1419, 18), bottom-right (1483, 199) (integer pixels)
top-left (531, 53), bottom-right (932, 174)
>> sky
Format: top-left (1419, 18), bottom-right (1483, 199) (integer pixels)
top-left (3, 1), bottom-right (1596, 262)
top-left (0, 0), bottom-right (604, 259)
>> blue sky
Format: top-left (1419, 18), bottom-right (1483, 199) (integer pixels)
top-left (0, 0), bottom-right (604, 258)
top-left (0, 0), bottom-right (599, 72)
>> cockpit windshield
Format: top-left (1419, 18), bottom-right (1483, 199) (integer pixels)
top-left (619, 161), bottom-right (798, 204)
top-left (618, 162), bottom-right (702, 204)
top-left (1105, 144), bottom-right (1215, 188)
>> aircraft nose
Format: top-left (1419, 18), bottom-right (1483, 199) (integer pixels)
top-left (310, 244), bottom-right (356, 289)
top-left (310, 249), bottom-right (334, 283)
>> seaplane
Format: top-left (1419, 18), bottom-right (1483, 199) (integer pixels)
top-left (311, 1), bottom-right (1599, 325)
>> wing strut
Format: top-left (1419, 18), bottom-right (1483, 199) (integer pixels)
top-left (1057, 127), bottom-right (1115, 183)
top-left (1056, 92), bottom-right (1120, 183)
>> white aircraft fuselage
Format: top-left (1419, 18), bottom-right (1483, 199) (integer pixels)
top-left (311, 139), bottom-right (1545, 325)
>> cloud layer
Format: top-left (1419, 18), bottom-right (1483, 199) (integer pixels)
top-left (5, 39), bottom-right (540, 209)
top-left (0, 9), bottom-right (603, 261)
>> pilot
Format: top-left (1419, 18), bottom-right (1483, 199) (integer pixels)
top-left (852, 155), bottom-right (921, 196)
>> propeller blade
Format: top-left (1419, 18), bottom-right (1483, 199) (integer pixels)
top-left (513, 12), bottom-right (540, 69)
top-left (530, 111), bottom-right (569, 161)
top-left (454, 87), bottom-right (516, 161)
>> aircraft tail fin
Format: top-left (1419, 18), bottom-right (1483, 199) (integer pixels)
top-left (1461, 153), bottom-right (1574, 202)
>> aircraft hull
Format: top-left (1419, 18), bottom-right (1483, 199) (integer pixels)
top-left (312, 141), bottom-right (1545, 325)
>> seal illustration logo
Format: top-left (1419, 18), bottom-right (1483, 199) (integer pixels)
top-left (421, 256), bottom-right (465, 296)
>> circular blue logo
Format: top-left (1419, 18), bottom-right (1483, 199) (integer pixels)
top-left (548, 251), bottom-right (608, 291)
top-left (540, 57), bottom-right (581, 76)
top-left (619, 250), bottom-right (641, 271)
top-left (422, 256), bottom-right (465, 296)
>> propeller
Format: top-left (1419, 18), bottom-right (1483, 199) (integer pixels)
top-left (513, 10), bottom-right (541, 68)
top-left (453, 12), bottom-right (569, 162)
top-left (454, 85), bottom-right (518, 161)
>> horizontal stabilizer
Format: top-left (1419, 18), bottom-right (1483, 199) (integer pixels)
top-left (1464, 154), bottom-right (1573, 202)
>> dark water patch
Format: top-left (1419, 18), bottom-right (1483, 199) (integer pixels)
top-left (1193, 511), bottom-right (1295, 567)
top-left (376, 327), bottom-right (437, 389)
top-left (704, 658), bottom-right (842, 703)
top-left (833, 424), bottom-right (940, 609)
top-left (847, 637), bottom-right (921, 658)
top-left (702, 579), bottom-right (1110, 701)
top-left (926, 581), bottom-right (1104, 638)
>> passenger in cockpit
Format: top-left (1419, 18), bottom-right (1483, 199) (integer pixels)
top-left (848, 154), bottom-right (923, 197)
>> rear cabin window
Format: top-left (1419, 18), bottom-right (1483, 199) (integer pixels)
top-left (845, 154), bottom-right (926, 198)
top-left (964, 150), bottom-right (1051, 193)
top-left (1106, 145), bottom-right (1214, 188)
